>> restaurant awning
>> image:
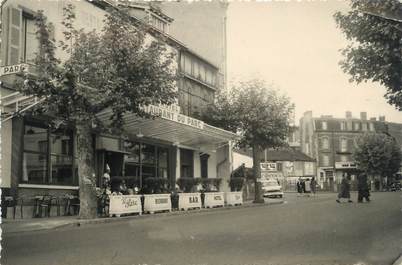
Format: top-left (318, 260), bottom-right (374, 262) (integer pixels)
top-left (96, 106), bottom-right (238, 150)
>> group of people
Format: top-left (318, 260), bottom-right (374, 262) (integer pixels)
top-left (336, 173), bottom-right (370, 203)
top-left (296, 177), bottom-right (317, 196)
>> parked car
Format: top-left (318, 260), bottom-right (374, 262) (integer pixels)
top-left (262, 179), bottom-right (284, 198)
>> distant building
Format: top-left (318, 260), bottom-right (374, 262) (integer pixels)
top-left (232, 148), bottom-right (316, 191)
top-left (300, 111), bottom-right (402, 191)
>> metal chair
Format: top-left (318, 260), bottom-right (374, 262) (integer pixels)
top-left (68, 196), bottom-right (80, 215)
top-left (38, 195), bottom-right (53, 218)
top-left (3, 196), bottom-right (24, 219)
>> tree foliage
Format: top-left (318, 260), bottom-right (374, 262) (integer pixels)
top-left (353, 133), bottom-right (402, 178)
top-left (202, 79), bottom-right (293, 202)
top-left (20, 4), bottom-right (178, 218)
top-left (203, 79), bottom-right (293, 150)
top-left (334, 0), bottom-right (402, 110)
top-left (22, 4), bottom-right (178, 127)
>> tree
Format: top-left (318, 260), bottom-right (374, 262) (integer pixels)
top-left (334, 0), bottom-right (402, 110)
top-left (353, 133), bottom-right (402, 188)
top-left (203, 79), bottom-right (293, 203)
top-left (21, 5), bottom-right (178, 218)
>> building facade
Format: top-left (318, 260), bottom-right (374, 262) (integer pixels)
top-left (300, 111), bottom-right (401, 191)
top-left (0, 0), bottom-right (235, 215)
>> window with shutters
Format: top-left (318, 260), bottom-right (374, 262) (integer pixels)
top-left (340, 138), bottom-right (348, 152)
top-left (5, 7), bottom-right (40, 65)
top-left (320, 137), bottom-right (329, 149)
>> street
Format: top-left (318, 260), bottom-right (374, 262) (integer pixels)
top-left (2, 192), bottom-right (402, 265)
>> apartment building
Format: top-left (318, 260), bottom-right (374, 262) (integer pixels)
top-left (300, 111), bottom-right (401, 191)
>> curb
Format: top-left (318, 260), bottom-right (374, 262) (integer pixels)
top-left (4, 199), bottom-right (285, 234)
top-left (393, 254), bottom-right (402, 265)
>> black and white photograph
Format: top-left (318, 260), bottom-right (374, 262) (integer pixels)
top-left (0, 0), bottom-right (402, 264)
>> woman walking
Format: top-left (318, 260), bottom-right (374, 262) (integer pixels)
top-left (336, 174), bottom-right (353, 203)
top-left (310, 177), bottom-right (317, 196)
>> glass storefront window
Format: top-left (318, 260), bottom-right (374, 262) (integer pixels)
top-left (22, 121), bottom-right (75, 186)
top-left (50, 155), bottom-right (73, 185)
top-left (125, 142), bottom-right (140, 163)
top-left (22, 152), bottom-right (47, 184)
top-left (123, 142), bottom-right (170, 188)
top-left (141, 144), bottom-right (155, 164)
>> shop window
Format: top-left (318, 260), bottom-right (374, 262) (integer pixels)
top-left (157, 148), bottom-right (168, 178)
top-left (22, 122), bottom-right (75, 185)
top-left (200, 154), bottom-right (209, 178)
top-left (50, 128), bottom-right (74, 185)
top-left (180, 149), bottom-right (193, 178)
top-left (141, 144), bottom-right (155, 165)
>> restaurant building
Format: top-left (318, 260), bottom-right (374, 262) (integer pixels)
top-left (0, 0), bottom-right (236, 216)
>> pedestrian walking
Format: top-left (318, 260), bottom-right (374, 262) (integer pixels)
top-left (310, 177), bottom-right (317, 196)
top-left (336, 174), bottom-right (352, 203)
top-left (296, 177), bottom-right (303, 196)
top-left (305, 178), bottom-right (311, 196)
top-left (357, 174), bottom-right (370, 203)
top-left (301, 179), bottom-right (306, 194)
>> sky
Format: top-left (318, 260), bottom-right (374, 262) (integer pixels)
top-left (226, 0), bottom-right (402, 124)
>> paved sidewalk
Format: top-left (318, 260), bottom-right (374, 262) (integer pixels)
top-left (1, 199), bottom-right (286, 234)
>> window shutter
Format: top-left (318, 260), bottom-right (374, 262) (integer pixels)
top-left (7, 6), bottom-right (22, 65)
top-left (1, 7), bottom-right (9, 66)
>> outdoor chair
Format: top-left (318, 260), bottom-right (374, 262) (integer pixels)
top-left (2, 196), bottom-right (24, 219)
top-left (51, 196), bottom-right (62, 216)
top-left (38, 195), bottom-right (53, 218)
top-left (68, 196), bottom-right (80, 215)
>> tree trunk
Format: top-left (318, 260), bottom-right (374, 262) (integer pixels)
top-left (76, 121), bottom-right (97, 219)
top-left (253, 144), bottom-right (264, 203)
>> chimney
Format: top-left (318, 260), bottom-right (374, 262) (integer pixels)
top-left (360, 112), bottom-right (367, 121)
top-left (370, 117), bottom-right (377, 121)
top-left (379, 116), bottom-right (386, 122)
top-left (346, 111), bottom-right (352, 119)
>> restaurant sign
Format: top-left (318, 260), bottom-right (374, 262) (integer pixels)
top-left (109, 195), bottom-right (142, 216)
top-left (335, 162), bottom-right (357, 169)
top-left (0, 64), bottom-right (27, 76)
top-left (142, 104), bottom-right (204, 130)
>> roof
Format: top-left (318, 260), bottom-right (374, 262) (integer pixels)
top-left (234, 148), bottom-right (315, 162)
top-left (265, 149), bottom-right (316, 162)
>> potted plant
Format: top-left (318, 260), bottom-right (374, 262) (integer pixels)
top-left (176, 178), bottom-right (202, 211)
top-left (225, 177), bottom-right (245, 206)
top-left (142, 178), bottom-right (172, 214)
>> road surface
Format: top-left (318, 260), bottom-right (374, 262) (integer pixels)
top-left (2, 192), bottom-right (402, 265)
